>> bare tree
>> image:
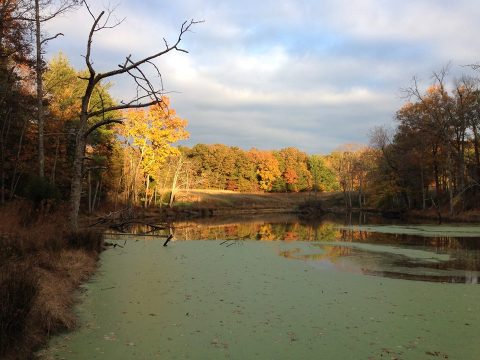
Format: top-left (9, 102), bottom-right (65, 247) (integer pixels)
top-left (69, 1), bottom-right (201, 231)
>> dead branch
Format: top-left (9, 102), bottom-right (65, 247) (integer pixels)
top-left (466, 63), bottom-right (480, 71)
top-left (84, 118), bottom-right (124, 138)
top-left (163, 234), bottom-right (173, 246)
top-left (87, 100), bottom-right (161, 117)
top-left (69, 1), bottom-right (202, 231)
top-left (95, 19), bottom-right (203, 82)
top-left (82, 1), bottom-right (202, 117)
top-left (40, 32), bottom-right (64, 45)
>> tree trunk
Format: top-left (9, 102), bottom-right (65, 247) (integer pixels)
top-left (420, 165), bottom-right (426, 210)
top-left (0, 108), bottom-right (11, 204)
top-left (69, 111), bottom-right (88, 232)
top-left (472, 126), bottom-right (480, 182)
top-left (169, 157), bottom-right (183, 208)
top-left (144, 174), bottom-right (150, 208)
top-left (9, 118), bottom-right (27, 200)
top-left (92, 178), bottom-right (100, 212)
top-left (433, 156), bottom-right (440, 199)
top-left (51, 136), bottom-right (60, 185)
top-left (88, 169), bottom-right (92, 213)
top-left (35, 0), bottom-right (45, 178)
top-left (159, 166), bottom-right (171, 208)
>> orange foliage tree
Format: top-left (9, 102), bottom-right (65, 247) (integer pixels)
top-left (247, 149), bottom-right (281, 191)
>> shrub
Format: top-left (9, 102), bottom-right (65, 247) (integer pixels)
top-left (0, 262), bottom-right (39, 357)
top-left (65, 230), bottom-right (104, 253)
top-left (22, 176), bottom-right (60, 208)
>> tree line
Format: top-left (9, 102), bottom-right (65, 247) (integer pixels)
top-left (4, 47), bottom-right (480, 217)
top-left (178, 144), bottom-right (339, 193)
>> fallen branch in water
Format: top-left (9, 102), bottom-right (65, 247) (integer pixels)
top-left (109, 220), bottom-right (168, 234)
top-left (89, 207), bottom-right (136, 227)
top-left (103, 232), bottom-right (169, 237)
top-left (163, 234), bottom-right (173, 247)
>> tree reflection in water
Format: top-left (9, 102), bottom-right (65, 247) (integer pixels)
top-left (171, 213), bottom-right (480, 284)
top-left (109, 212), bottom-right (480, 283)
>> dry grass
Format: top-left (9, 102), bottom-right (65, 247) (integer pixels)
top-left (0, 201), bottom-right (67, 256)
top-left (33, 250), bottom-right (96, 336)
top-left (174, 189), bottom-right (342, 211)
top-left (0, 201), bottom-right (102, 360)
top-left (408, 208), bottom-right (480, 223)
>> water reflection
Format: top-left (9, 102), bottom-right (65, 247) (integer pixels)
top-left (279, 243), bottom-right (480, 284)
top-left (106, 213), bottom-right (480, 284)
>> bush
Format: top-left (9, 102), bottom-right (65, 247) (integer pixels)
top-left (0, 262), bottom-right (39, 357)
top-left (22, 176), bottom-right (60, 207)
top-left (65, 230), bottom-right (104, 253)
top-left (297, 199), bottom-right (326, 219)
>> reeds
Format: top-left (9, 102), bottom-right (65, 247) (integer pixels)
top-left (0, 201), bottom-right (103, 359)
top-left (0, 262), bottom-right (39, 357)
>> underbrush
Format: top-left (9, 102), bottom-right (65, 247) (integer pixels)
top-left (408, 208), bottom-right (480, 223)
top-left (0, 201), bottom-right (103, 359)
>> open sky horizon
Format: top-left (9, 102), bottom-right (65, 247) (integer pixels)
top-left (45, 0), bottom-right (480, 154)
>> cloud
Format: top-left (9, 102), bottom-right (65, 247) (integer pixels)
top-left (43, 0), bottom-right (480, 154)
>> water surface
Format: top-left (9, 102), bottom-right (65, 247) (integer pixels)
top-left (47, 215), bottom-right (480, 359)
top-left (108, 213), bottom-right (480, 284)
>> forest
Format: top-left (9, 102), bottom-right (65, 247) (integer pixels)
top-left (2, 1), bottom-right (480, 221)
top-left (3, 50), bottom-right (480, 220)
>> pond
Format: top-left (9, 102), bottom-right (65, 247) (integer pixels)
top-left (46, 214), bottom-right (480, 359)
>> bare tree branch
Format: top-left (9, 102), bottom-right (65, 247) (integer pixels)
top-left (95, 19), bottom-right (203, 82)
top-left (19, 0), bottom-right (80, 21)
top-left (83, 0), bottom-right (95, 20)
top-left (85, 9), bottom-right (104, 75)
top-left (69, 1), bottom-right (202, 231)
top-left (84, 118), bottom-right (124, 138)
top-left (88, 101), bottom-right (161, 118)
top-left (125, 57), bottom-right (161, 103)
top-left (465, 63), bottom-right (480, 71)
top-left (40, 32), bottom-right (64, 45)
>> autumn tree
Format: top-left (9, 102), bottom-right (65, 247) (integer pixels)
top-left (229, 147), bottom-right (257, 191)
top-left (368, 68), bottom-right (480, 214)
top-left (30, 0), bottom-right (80, 178)
top-left (247, 149), bottom-right (281, 191)
top-left (115, 99), bottom-right (189, 207)
top-left (0, 0), bottom-right (35, 203)
top-left (273, 147), bottom-right (311, 192)
top-left (40, 53), bottom-right (117, 205)
top-left (401, 71), bottom-right (464, 214)
top-left (308, 155), bottom-right (338, 192)
top-left (328, 144), bottom-right (367, 209)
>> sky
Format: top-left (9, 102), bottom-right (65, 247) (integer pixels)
top-left (44, 0), bottom-right (480, 154)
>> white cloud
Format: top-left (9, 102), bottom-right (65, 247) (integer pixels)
top-left (43, 0), bottom-right (480, 153)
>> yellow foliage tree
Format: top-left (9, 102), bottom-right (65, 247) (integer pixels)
top-left (116, 97), bottom-right (189, 206)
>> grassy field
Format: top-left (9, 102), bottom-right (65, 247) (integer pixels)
top-left (173, 189), bottom-right (344, 211)
top-left (171, 189), bottom-right (480, 223)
